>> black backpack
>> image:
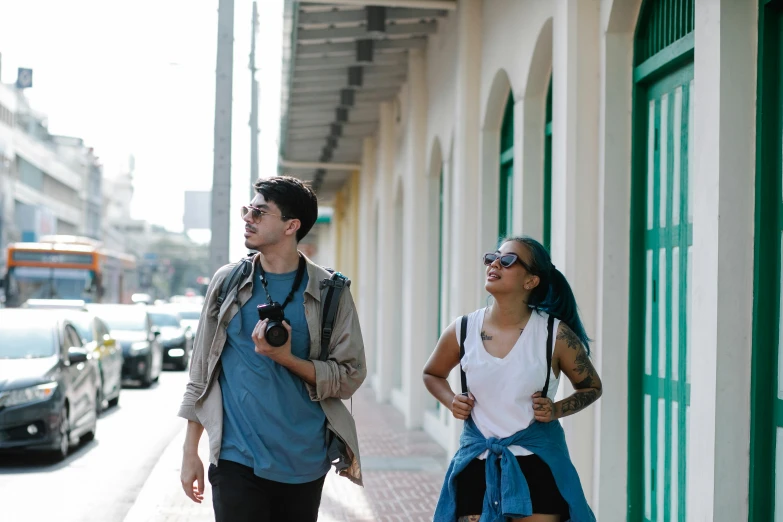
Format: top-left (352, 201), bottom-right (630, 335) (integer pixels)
top-left (216, 253), bottom-right (350, 362)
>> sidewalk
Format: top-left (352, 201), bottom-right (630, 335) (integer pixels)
top-left (123, 386), bottom-right (448, 522)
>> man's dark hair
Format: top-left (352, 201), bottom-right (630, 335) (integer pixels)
top-left (253, 176), bottom-right (318, 242)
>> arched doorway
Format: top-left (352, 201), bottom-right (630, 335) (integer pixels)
top-left (498, 94), bottom-right (514, 240)
top-left (628, 1), bottom-right (694, 520)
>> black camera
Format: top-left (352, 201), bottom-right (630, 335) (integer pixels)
top-left (258, 302), bottom-right (288, 347)
top-left (256, 302), bottom-right (289, 347)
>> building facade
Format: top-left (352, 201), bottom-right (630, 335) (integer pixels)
top-left (278, 0), bottom-right (779, 519)
top-left (0, 82), bottom-right (90, 254)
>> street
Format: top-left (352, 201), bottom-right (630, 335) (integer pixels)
top-left (0, 371), bottom-right (190, 522)
top-left (0, 366), bottom-right (448, 522)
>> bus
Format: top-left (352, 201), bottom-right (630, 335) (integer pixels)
top-left (3, 235), bottom-right (138, 308)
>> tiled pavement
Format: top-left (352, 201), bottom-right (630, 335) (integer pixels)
top-left (123, 386), bottom-right (449, 522)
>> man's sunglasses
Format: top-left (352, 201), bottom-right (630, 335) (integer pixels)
top-left (483, 252), bottom-right (535, 273)
top-left (240, 205), bottom-right (289, 222)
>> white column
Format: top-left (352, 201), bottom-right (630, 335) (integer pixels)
top-left (357, 136), bottom-right (377, 383)
top-left (400, 49), bottom-right (429, 429)
top-left (447, 0), bottom-right (483, 455)
top-left (687, 1), bottom-right (757, 520)
top-left (516, 92), bottom-right (545, 239)
top-left (593, 3), bottom-right (636, 518)
top-left (373, 102), bottom-right (397, 402)
top-left (552, 0), bottom-right (601, 502)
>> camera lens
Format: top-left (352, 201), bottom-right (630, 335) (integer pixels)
top-left (265, 322), bottom-right (288, 347)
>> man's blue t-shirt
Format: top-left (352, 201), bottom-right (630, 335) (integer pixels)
top-left (218, 267), bottom-right (329, 484)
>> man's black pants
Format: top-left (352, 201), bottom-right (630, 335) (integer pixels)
top-left (209, 459), bottom-right (326, 522)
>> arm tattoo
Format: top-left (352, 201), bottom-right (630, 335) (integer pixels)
top-left (571, 346), bottom-right (601, 391)
top-left (480, 331), bottom-right (493, 341)
top-left (557, 324), bottom-right (583, 351)
top-left (574, 347), bottom-right (592, 375)
top-left (555, 323), bottom-right (602, 417)
top-left (558, 389), bottom-right (600, 417)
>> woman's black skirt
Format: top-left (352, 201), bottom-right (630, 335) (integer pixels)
top-left (455, 454), bottom-right (570, 517)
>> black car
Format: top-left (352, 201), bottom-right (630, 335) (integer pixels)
top-left (87, 305), bottom-right (163, 388)
top-left (66, 311), bottom-right (123, 409)
top-left (0, 309), bottom-right (100, 460)
top-left (147, 307), bottom-right (193, 371)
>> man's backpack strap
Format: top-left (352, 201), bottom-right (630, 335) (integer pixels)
top-left (217, 254), bottom-right (254, 307)
top-left (319, 269), bottom-right (350, 361)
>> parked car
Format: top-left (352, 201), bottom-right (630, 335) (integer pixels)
top-left (86, 304), bottom-right (163, 388)
top-left (147, 307), bottom-right (193, 371)
top-left (22, 299), bottom-right (88, 310)
top-left (168, 303), bottom-right (202, 333)
top-left (0, 309), bottom-right (100, 460)
top-left (66, 311), bottom-right (123, 409)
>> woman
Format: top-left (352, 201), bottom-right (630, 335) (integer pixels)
top-left (423, 237), bottom-right (601, 522)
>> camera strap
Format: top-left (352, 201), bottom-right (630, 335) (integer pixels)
top-left (257, 254), bottom-right (307, 311)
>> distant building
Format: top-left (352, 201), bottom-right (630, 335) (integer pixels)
top-left (52, 135), bottom-right (103, 240)
top-left (0, 81), bottom-right (101, 277)
top-left (183, 190), bottom-right (210, 231)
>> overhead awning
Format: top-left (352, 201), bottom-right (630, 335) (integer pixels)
top-left (277, 0), bottom-right (454, 205)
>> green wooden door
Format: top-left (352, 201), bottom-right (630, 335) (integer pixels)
top-left (499, 94), bottom-right (514, 239)
top-left (629, 2), bottom-right (694, 521)
top-left (641, 68), bottom-right (693, 522)
top-left (750, 1), bottom-right (783, 520)
top-left (543, 78), bottom-right (552, 251)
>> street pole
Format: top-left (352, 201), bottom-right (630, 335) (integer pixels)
top-left (210, 0), bottom-right (234, 274)
top-left (249, 0), bottom-right (259, 198)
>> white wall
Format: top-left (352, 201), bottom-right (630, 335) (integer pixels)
top-left (353, 0), bottom-right (763, 519)
top-left (687, 0), bottom-right (757, 520)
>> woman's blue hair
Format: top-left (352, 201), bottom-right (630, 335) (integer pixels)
top-left (501, 236), bottom-right (592, 354)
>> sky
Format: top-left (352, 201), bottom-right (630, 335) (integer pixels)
top-left (0, 0), bottom-right (284, 259)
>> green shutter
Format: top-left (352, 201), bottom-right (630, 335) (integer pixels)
top-left (629, 2), bottom-right (694, 521)
top-left (499, 94), bottom-right (514, 239)
top-left (543, 78), bottom-right (553, 252)
top-left (750, 1), bottom-right (783, 520)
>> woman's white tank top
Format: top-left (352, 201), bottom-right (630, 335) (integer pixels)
top-left (457, 307), bottom-right (560, 458)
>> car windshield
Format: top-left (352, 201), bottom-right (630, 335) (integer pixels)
top-left (94, 309), bottom-right (147, 331)
top-left (67, 316), bottom-right (94, 342)
top-left (149, 313), bottom-right (180, 328)
top-left (0, 325), bottom-right (55, 359)
top-left (178, 311), bottom-right (200, 320)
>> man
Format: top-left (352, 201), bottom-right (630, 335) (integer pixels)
top-left (178, 176), bottom-right (366, 522)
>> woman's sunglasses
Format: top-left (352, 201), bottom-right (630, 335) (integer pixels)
top-left (240, 205), bottom-right (288, 222)
top-left (483, 252), bottom-right (535, 273)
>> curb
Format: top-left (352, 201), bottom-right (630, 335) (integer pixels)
top-left (123, 425), bottom-right (213, 522)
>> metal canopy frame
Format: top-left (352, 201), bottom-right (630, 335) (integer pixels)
top-left (278, 0), bottom-right (450, 203)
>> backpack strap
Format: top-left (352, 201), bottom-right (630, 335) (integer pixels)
top-left (541, 315), bottom-right (555, 398)
top-left (217, 254), bottom-right (253, 307)
top-left (459, 315), bottom-right (468, 395)
top-left (319, 269), bottom-right (350, 361)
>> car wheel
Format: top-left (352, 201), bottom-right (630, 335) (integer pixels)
top-left (51, 407), bottom-right (70, 461)
top-left (140, 354), bottom-right (154, 387)
top-left (177, 352), bottom-right (189, 371)
top-left (140, 373), bottom-right (152, 388)
top-left (81, 393), bottom-right (100, 443)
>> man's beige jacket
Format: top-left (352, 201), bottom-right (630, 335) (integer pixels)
top-left (177, 253), bottom-right (367, 486)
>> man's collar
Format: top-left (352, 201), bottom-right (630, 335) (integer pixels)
top-left (243, 251), bottom-right (325, 302)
